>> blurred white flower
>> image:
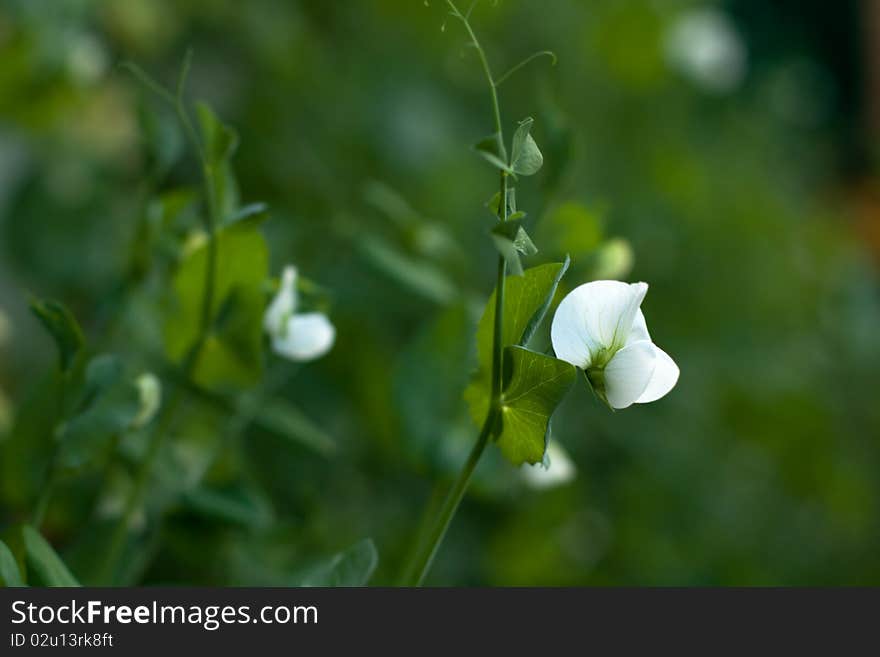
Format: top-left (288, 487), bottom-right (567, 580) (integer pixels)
top-left (665, 8), bottom-right (746, 94)
top-left (131, 373), bottom-right (162, 429)
top-left (522, 441), bottom-right (576, 489)
top-left (551, 281), bottom-right (679, 409)
top-left (264, 266), bottom-right (335, 361)
top-left (593, 238), bottom-right (634, 280)
top-left (67, 33), bottom-right (109, 85)
top-left (96, 472), bottom-right (146, 530)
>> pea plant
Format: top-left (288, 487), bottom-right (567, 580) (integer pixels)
top-left (0, 52), bottom-right (361, 588)
top-left (401, 1), bottom-right (679, 585)
top-left (0, 2), bottom-right (678, 589)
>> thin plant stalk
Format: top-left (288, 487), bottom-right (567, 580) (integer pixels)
top-left (101, 56), bottom-right (220, 584)
top-left (31, 369), bottom-right (71, 529)
top-left (405, 0), bottom-right (510, 586)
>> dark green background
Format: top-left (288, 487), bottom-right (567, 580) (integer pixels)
top-left (1, 0), bottom-right (879, 585)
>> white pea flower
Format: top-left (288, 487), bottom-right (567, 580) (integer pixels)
top-left (522, 441), bottom-right (576, 489)
top-left (264, 266), bottom-right (335, 362)
top-left (551, 281), bottom-right (679, 410)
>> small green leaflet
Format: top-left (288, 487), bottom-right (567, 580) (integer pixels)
top-left (464, 258), bottom-right (570, 425)
top-left (29, 298), bottom-right (84, 373)
top-left (474, 132), bottom-right (512, 173)
top-left (488, 187), bottom-right (517, 219)
top-left (0, 539), bottom-right (24, 587)
top-left (196, 102), bottom-right (239, 170)
top-left (196, 102), bottom-right (241, 221)
top-left (510, 117), bottom-right (544, 176)
top-left (298, 538), bottom-right (378, 587)
top-left (490, 218), bottom-right (538, 276)
top-left (23, 526), bottom-right (80, 587)
top-left (496, 346), bottom-right (575, 465)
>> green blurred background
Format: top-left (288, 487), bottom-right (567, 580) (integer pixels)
top-left (1, 0), bottom-right (879, 585)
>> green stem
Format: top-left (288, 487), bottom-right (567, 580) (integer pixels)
top-left (490, 171), bottom-right (509, 399)
top-left (445, 0), bottom-right (502, 135)
top-left (406, 1), bottom-right (510, 586)
top-left (31, 454), bottom-right (59, 529)
top-left (100, 64), bottom-right (219, 584)
top-left (99, 388), bottom-right (183, 584)
top-left (407, 410), bottom-right (496, 586)
top-left (31, 370), bottom-right (70, 529)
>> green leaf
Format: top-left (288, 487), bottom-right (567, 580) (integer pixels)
top-left (226, 202), bottom-right (270, 228)
top-left (251, 398), bottom-right (337, 457)
top-left (137, 101), bottom-right (184, 178)
top-left (182, 483), bottom-right (274, 530)
top-left (474, 132), bottom-right (512, 173)
top-left (29, 298), bottom-right (84, 373)
top-left (488, 187), bottom-right (516, 219)
top-left (164, 223), bottom-right (269, 391)
top-left (197, 102), bottom-right (239, 168)
top-left (82, 353), bottom-right (124, 402)
top-left (23, 526), bottom-right (79, 587)
top-left (299, 538), bottom-right (378, 587)
top-left (464, 258), bottom-right (570, 425)
top-left (0, 539), bottom-right (24, 587)
top-left (360, 236), bottom-right (457, 304)
top-left (490, 219), bottom-right (538, 277)
top-left (58, 379), bottom-right (141, 470)
top-left (496, 346), bottom-right (575, 465)
top-left (510, 117), bottom-right (544, 176)
top-left (50, 354), bottom-right (148, 471)
top-left (196, 102), bottom-right (240, 221)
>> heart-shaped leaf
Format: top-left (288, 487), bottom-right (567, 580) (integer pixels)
top-left (510, 117), bottom-right (544, 176)
top-left (464, 258), bottom-right (570, 425)
top-left (496, 346), bottom-right (575, 465)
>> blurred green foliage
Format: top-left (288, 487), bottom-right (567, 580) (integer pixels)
top-left (1, 0), bottom-right (879, 586)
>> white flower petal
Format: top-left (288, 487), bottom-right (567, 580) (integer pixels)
top-left (272, 312), bottom-right (335, 361)
top-left (603, 340), bottom-right (657, 409)
top-left (522, 441), bottom-right (576, 489)
top-left (263, 266), bottom-right (299, 334)
top-left (636, 344), bottom-right (679, 404)
top-left (626, 309), bottom-right (651, 344)
top-left (550, 296), bottom-right (595, 368)
top-left (551, 280), bottom-right (648, 367)
top-left (615, 282), bottom-right (649, 349)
